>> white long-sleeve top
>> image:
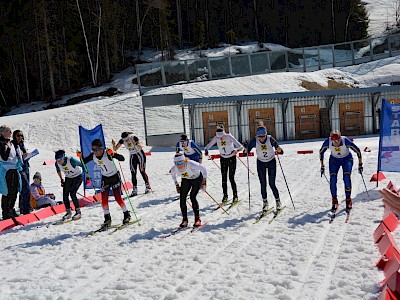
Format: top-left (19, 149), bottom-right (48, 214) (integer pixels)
top-left (205, 132), bottom-right (243, 158)
top-left (170, 160), bottom-right (207, 184)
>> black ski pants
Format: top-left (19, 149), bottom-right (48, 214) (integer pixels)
top-left (63, 175), bottom-right (83, 210)
top-left (257, 158), bottom-right (280, 200)
top-left (1, 169), bottom-right (19, 219)
top-left (220, 156), bottom-right (238, 198)
top-left (180, 175), bottom-right (202, 219)
top-left (130, 151), bottom-right (149, 187)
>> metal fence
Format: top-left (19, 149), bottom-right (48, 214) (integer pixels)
top-left (180, 86), bottom-right (400, 147)
top-left (137, 33), bottom-right (400, 95)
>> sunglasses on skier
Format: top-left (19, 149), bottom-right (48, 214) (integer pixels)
top-left (257, 135), bottom-right (266, 138)
top-left (175, 161), bottom-right (184, 166)
top-left (92, 147), bottom-right (101, 152)
top-left (330, 134), bottom-right (341, 141)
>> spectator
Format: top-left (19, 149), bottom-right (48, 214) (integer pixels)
top-left (12, 130), bottom-right (31, 214)
top-left (0, 125), bottom-right (22, 220)
top-left (30, 172), bottom-right (58, 208)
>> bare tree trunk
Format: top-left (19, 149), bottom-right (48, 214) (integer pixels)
top-left (344, 3), bottom-right (355, 42)
top-left (332, 0), bottom-right (336, 43)
top-left (253, 0), bottom-right (259, 41)
top-left (136, 0), bottom-right (151, 61)
top-left (103, 34), bottom-right (111, 81)
top-left (76, 0), bottom-right (102, 86)
top-left (176, 0), bottom-right (182, 49)
top-left (21, 36), bottom-right (30, 102)
top-left (44, 10), bottom-right (56, 101)
top-left (62, 26), bottom-right (71, 91)
top-left (35, 10), bottom-right (44, 99)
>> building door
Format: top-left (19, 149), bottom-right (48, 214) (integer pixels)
top-left (202, 111), bottom-right (229, 145)
top-left (248, 108), bottom-right (276, 138)
top-left (294, 105), bottom-right (321, 140)
top-left (339, 102), bottom-right (365, 136)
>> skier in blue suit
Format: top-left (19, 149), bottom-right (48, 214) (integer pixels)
top-left (176, 134), bottom-right (203, 163)
top-left (319, 130), bottom-right (363, 213)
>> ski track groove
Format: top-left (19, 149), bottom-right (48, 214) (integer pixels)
top-left (294, 171), bottom-right (363, 299)
top-left (167, 156), bottom-right (310, 299)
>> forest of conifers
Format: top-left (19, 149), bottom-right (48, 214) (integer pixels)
top-left (0, 0), bottom-right (369, 109)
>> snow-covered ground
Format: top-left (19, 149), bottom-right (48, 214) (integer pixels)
top-left (1, 57), bottom-right (400, 300)
top-left (365, 0), bottom-right (397, 37)
top-left (0, 4), bottom-right (398, 299)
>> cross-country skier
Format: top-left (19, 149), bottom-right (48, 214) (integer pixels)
top-left (245, 125), bottom-right (283, 212)
top-left (55, 150), bottom-right (83, 221)
top-left (175, 134), bottom-right (203, 163)
top-left (171, 153), bottom-right (207, 228)
top-left (204, 125), bottom-right (243, 205)
top-left (77, 139), bottom-right (130, 228)
top-left (112, 132), bottom-right (151, 196)
top-left (319, 130), bottom-right (363, 213)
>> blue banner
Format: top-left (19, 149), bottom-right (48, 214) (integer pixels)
top-left (378, 99), bottom-right (400, 172)
top-left (79, 124), bottom-right (106, 190)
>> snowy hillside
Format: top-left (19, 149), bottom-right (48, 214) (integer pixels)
top-left (1, 53), bottom-right (400, 299)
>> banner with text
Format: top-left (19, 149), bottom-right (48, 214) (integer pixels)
top-left (79, 124), bottom-right (106, 191)
top-left (378, 99), bottom-right (400, 172)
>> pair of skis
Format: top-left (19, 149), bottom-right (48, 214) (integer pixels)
top-left (160, 222), bottom-right (208, 240)
top-left (329, 206), bottom-right (351, 223)
top-left (86, 219), bottom-right (140, 236)
top-left (254, 206), bottom-right (286, 224)
top-left (47, 218), bottom-right (80, 227)
top-left (213, 200), bottom-right (241, 212)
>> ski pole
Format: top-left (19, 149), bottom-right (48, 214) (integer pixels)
top-left (237, 155), bottom-right (255, 176)
top-left (323, 173), bottom-right (330, 185)
top-left (118, 160), bottom-right (141, 197)
top-left (360, 172), bottom-right (369, 197)
top-left (203, 190), bottom-right (229, 215)
top-left (246, 152), bottom-right (251, 211)
top-left (210, 158), bottom-right (221, 170)
top-left (76, 191), bottom-right (98, 203)
top-left (275, 154), bottom-right (296, 210)
top-left (206, 175), bottom-right (217, 186)
top-left (108, 150), bottom-right (140, 225)
top-left (76, 150), bottom-right (101, 195)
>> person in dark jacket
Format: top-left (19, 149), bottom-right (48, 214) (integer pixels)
top-left (12, 130), bottom-right (31, 214)
top-left (77, 139), bottom-right (130, 229)
top-left (0, 125), bottom-right (22, 220)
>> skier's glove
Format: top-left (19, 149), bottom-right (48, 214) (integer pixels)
top-left (320, 165), bottom-right (325, 177)
top-left (60, 178), bottom-right (64, 187)
top-left (358, 163), bottom-right (363, 174)
top-left (204, 149), bottom-right (209, 156)
top-left (232, 149), bottom-right (238, 156)
top-left (107, 148), bottom-right (114, 156)
top-left (76, 150), bottom-right (82, 158)
top-left (176, 184), bottom-right (181, 193)
top-left (201, 179), bottom-right (207, 192)
top-left (275, 147), bottom-right (284, 155)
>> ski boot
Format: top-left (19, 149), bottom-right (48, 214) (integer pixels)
top-left (101, 213), bottom-right (112, 229)
top-left (331, 197), bottom-right (339, 213)
top-left (221, 195), bottom-right (229, 205)
top-left (145, 183), bottom-right (151, 194)
top-left (62, 209), bottom-right (72, 221)
top-left (130, 187), bottom-right (138, 197)
top-left (232, 196), bottom-right (239, 204)
top-left (262, 198), bottom-right (269, 212)
top-left (194, 217), bottom-right (202, 227)
top-left (345, 197), bottom-right (352, 213)
top-left (122, 211), bottom-right (131, 224)
top-left (180, 217), bottom-right (188, 228)
top-left (72, 208), bottom-right (81, 220)
top-left (275, 198), bottom-right (282, 210)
